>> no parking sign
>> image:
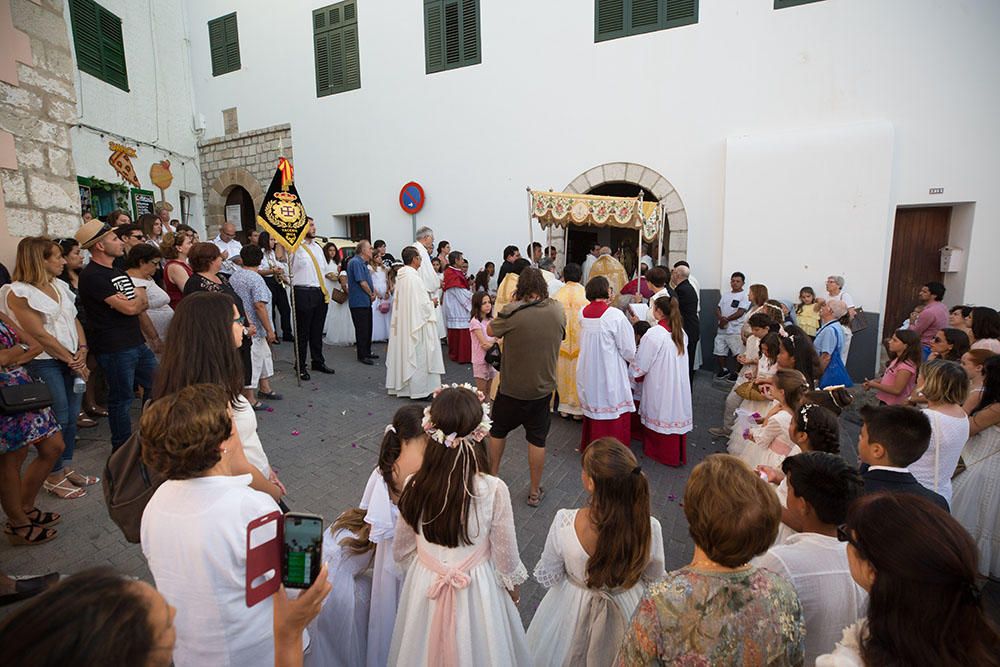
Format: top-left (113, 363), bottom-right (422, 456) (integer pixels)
top-left (399, 182), bottom-right (425, 215)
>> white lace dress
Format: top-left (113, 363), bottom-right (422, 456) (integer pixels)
top-left (526, 509), bottom-right (665, 666)
top-left (371, 265), bottom-right (391, 342)
top-left (952, 417), bottom-right (1000, 578)
top-left (389, 474), bottom-right (530, 666)
top-left (323, 264), bottom-right (355, 346)
top-left (359, 469), bottom-right (403, 667)
top-left (304, 527), bottom-right (373, 667)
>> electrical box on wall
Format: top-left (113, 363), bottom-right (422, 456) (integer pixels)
top-left (940, 246), bottom-right (964, 273)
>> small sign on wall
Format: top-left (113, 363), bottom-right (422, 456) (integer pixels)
top-left (226, 204), bottom-right (242, 226)
top-left (131, 188), bottom-right (155, 218)
top-left (929, 187), bottom-right (944, 195)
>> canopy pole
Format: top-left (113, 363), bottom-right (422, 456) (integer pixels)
top-left (657, 203), bottom-right (664, 267)
top-left (527, 188), bottom-right (534, 266)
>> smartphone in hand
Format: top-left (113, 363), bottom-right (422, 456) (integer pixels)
top-left (282, 512), bottom-right (323, 589)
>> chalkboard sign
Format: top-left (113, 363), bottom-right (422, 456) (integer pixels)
top-left (131, 188), bottom-right (155, 219)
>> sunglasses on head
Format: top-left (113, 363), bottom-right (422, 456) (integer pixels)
top-left (836, 524), bottom-right (863, 555)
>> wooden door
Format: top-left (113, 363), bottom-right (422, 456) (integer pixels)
top-left (883, 207), bottom-right (950, 339)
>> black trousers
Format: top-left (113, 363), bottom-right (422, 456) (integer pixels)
top-left (293, 286), bottom-right (328, 368)
top-left (685, 325), bottom-right (700, 375)
top-left (350, 306), bottom-right (373, 360)
top-left (265, 276), bottom-right (292, 338)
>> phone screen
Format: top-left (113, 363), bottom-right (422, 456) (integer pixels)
top-left (282, 513), bottom-right (323, 589)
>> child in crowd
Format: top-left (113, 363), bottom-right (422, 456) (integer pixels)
top-left (709, 313), bottom-right (779, 438)
top-left (468, 291), bottom-right (496, 394)
top-left (391, 386), bottom-right (529, 666)
top-left (856, 404), bottom-right (949, 511)
top-left (308, 404), bottom-right (427, 667)
top-left (863, 328), bottom-right (921, 406)
top-left (795, 287), bottom-right (820, 337)
top-left (526, 437), bottom-right (665, 666)
top-left (729, 369), bottom-right (809, 469)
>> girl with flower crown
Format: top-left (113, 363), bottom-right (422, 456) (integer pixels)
top-left (390, 385), bottom-right (530, 666)
top-left (306, 404), bottom-right (427, 667)
top-left (527, 437), bottom-right (665, 666)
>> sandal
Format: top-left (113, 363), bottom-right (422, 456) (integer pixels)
top-left (5, 523), bottom-right (57, 546)
top-left (43, 477), bottom-right (86, 500)
top-left (251, 401), bottom-right (270, 412)
top-left (64, 470), bottom-right (100, 487)
top-left (24, 507), bottom-right (60, 527)
top-left (77, 412), bottom-right (98, 428)
top-left (257, 390), bottom-right (283, 400)
top-left (527, 486), bottom-right (546, 507)
top-left (85, 405), bottom-right (108, 418)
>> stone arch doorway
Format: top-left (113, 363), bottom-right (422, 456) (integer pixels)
top-left (205, 167), bottom-right (265, 240)
top-left (224, 186), bottom-right (256, 242)
top-left (552, 162), bottom-right (688, 270)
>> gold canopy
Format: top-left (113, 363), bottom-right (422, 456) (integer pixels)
top-left (529, 190), bottom-right (662, 242)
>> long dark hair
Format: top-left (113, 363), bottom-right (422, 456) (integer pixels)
top-left (971, 307), bottom-right (1000, 341)
top-left (781, 325), bottom-right (821, 388)
top-left (378, 404), bottom-right (425, 496)
top-left (154, 292), bottom-right (243, 404)
top-left (889, 328), bottom-right (922, 370)
top-left (474, 269), bottom-right (490, 293)
top-left (795, 286), bottom-right (816, 314)
top-left (470, 291), bottom-right (492, 322)
top-left (937, 327), bottom-right (971, 361)
top-left (846, 493), bottom-right (1000, 666)
top-left (652, 295), bottom-right (685, 355)
top-left (792, 404), bottom-right (840, 454)
top-left (973, 355), bottom-right (1000, 416)
top-left (398, 387), bottom-right (488, 548)
top-left (583, 438), bottom-right (651, 589)
top-left (0, 568), bottom-right (158, 665)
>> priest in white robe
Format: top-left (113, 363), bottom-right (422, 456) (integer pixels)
top-left (386, 247), bottom-right (445, 399)
top-left (410, 226), bottom-right (445, 340)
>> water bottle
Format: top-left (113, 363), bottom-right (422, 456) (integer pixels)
top-left (72, 376), bottom-right (86, 394)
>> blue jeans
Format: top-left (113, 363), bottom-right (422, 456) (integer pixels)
top-left (26, 358), bottom-right (82, 473)
top-left (96, 344), bottom-right (158, 450)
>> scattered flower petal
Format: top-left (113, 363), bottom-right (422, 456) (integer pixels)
top-left (265, 407), bottom-right (274, 412)
top-left (341, 410), bottom-right (347, 415)
top-left (291, 430), bottom-right (300, 436)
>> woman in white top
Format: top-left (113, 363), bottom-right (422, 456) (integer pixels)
top-left (139, 383), bottom-right (281, 667)
top-left (390, 386), bottom-right (530, 666)
top-left (370, 255), bottom-right (392, 342)
top-left (323, 255), bottom-right (355, 346)
top-left (1, 237), bottom-right (97, 498)
top-left (817, 493), bottom-right (999, 666)
top-left (576, 275), bottom-right (636, 450)
top-left (527, 438), bottom-right (664, 666)
top-left (308, 404), bottom-right (427, 667)
top-left (908, 359), bottom-right (970, 504)
top-left (152, 291), bottom-right (283, 501)
top-left (125, 244), bottom-right (173, 344)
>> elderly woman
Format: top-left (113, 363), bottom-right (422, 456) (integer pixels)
top-left (139, 383), bottom-right (281, 667)
top-left (617, 454), bottom-right (805, 665)
top-left (820, 275), bottom-right (857, 364)
top-left (1, 237), bottom-right (97, 499)
top-left (126, 244), bottom-right (172, 344)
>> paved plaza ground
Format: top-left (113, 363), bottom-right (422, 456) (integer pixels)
top-left (4, 340), bottom-right (997, 628)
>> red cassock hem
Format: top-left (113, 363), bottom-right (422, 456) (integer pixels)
top-left (447, 328), bottom-right (473, 363)
top-left (581, 413), bottom-right (632, 450)
top-left (642, 430), bottom-right (687, 467)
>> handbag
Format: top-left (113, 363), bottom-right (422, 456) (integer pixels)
top-left (818, 323), bottom-right (854, 388)
top-left (378, 299), bottom-right (391, 314)
top-left (485, 342), bottom-right (502, 371)
top-left (848, 307), bottom-right (868, 333)
top-left (329, 289), bottom-right (347, 305)
top-left (735, 381), bottom-right (769, 402)
top-left (0, 366), bottom-right (53, 415)
top-left (102, 420), bottom-right (167, 543)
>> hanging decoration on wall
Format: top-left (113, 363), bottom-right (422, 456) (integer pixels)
top-left (256, 157), bottom-right (308, 251)
top-left (149, 159), bottom-right (173, 211)
top-left (108, 141), bottom-right (140, 188)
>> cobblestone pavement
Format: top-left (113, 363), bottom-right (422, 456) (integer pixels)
top-left (6, 340), bottom-right (997, 629)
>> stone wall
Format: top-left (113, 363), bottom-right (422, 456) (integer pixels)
top-left (197, 123), bottom-right (293, 237)
top-left (0, 0), bottom-right (81, 268)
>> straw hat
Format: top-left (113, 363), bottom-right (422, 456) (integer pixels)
top-left (74, 219), bottom-right (114, 250)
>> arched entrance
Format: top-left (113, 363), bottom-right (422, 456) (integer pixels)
top-left (553, 162), bottom-right (688, 270)
top-left (204, 167), bottom-right (264, 240)
top-left (224, 186), bottom-right (256, 242)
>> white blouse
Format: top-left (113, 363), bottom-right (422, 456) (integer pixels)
top-left (131, 276), bottom-right (173, 341)
top-left (0, 280), bottom-right (78, 359)
top-left (910, 408), bottom-right (971, 504)
top-left (234, 395), bottom-right (272, 477)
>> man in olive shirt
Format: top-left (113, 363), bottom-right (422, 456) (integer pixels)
top-left (487, 267), bottom-right (566, 506)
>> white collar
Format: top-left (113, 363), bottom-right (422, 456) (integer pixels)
top-left (867, 465), bottom-right (910, 473)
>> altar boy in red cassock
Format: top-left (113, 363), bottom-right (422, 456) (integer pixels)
top-left (576, 275), bottom-right (636, 449)
top-left (442, 251), bottom-right (473, 363)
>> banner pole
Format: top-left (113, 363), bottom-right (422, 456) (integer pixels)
top-left (526, 188), bottom-right (534, 266)
top-left (287, 247), bottom-right (301, 387)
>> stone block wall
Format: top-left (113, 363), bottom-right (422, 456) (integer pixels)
top-left (0, 0), bottom-right (81, 267)
top-left (197, 123), bottom-right (293, 237)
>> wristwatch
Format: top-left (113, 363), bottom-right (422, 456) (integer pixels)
top-left (18, 343), bottom-right (30, 352)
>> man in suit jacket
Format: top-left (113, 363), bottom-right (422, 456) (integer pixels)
top-left (857, 404), bottom-right (949, 512)
top-left (670, 264), bottom-right (701, 377)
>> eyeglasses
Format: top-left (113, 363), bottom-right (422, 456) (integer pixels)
top-left (836, 524), bottom-right (862, 554)
top-left (233, 316), bottom-right (246, 325)
top-left (130, 234), bottom-right (146, 241)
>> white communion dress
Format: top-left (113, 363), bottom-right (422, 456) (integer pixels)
top-left (388, 474), bottom-right (530, 666)
top-left (359, 469), bottom-right (403, 667)
top-left (526, 508), bottom-right (665, 666)
top-left (952, 420), bottom-right (1000, 578)
top-left (730, 408), bottom-right (801, 470)
top-left (323, 264), bottom-right (355, 346)
top-left (371, 265), bottom-right (391, 343)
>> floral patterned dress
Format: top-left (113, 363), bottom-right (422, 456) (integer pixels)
top-left (616, 566), bottom-right (805, 666)
top-left (0, 319), bottom-right (59, 453)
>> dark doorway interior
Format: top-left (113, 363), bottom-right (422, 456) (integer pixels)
top-left (225, 186), bottom-right (256, 242)
top-left (883, 206), bottom-right (950, 339)
top-left (564, 182), bottom-right (663, 273)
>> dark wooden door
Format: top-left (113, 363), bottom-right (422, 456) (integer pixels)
top-left (883, 207), bottom-right (950, 338)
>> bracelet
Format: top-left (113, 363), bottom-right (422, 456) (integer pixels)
top-left (78, 344), bottom-right (88, 349)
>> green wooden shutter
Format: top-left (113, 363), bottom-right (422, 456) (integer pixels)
top-left (595, 0), bottom-right (626, 42)
top-left (425, 0), bottom-right (479, 74)
top-left (630, 0), bottom-right (662, 34)
top-left (774, 0), bottom-right (824, 8)
top-left (314, 1), bottom-right (360, 97)
top-left (425, 1), bottom-right (445, 73)
top-left (68, 0), bottom-right (129, 91)
top-left (208, 13), bottom-right (241, 77)
top-left (664, 0), bottom-right (698, 28)
top-left (459, 0), bottom-right (481, 66)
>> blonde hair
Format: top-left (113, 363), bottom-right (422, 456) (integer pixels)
top-left (920, 359), bottom-right (970, 406)
top-left (12, 236), bottom-right (59, 287)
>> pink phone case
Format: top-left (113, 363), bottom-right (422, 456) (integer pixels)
top-left (246, 511), bottom-right (282, 607)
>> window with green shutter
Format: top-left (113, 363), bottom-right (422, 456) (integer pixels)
top-left (68, 0), bottom-right (129, 91)
top-left (313, 1), bottom-right (361, 97)
top-left (595, 0), bottom-right (698, 43)
top-left (424, 0), bottom-right (481, 74)
top-left (208, 13), bottom-right (241, 76)
top-left (774, 0), bottom-right (825, 8)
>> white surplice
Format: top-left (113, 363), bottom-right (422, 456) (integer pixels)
top-left (442, 269), bottom-right (473, 329)
top-left (630, 324), bottom-right (693, 434)
top-left (385, 265), bottom-right (444, 399)
top-left (576, 306), bottom-right (636, 420)
top-left (526, 509), bottom-right (665, 666)
top-left (410, 242), bottom-right (445, 339)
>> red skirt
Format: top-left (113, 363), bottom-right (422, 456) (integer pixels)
top-left (447, 328), bottom-right (472, 364)
top-left (642, 429), bottom-right (687, 467)
top-left (581, 412), bottom-right (632, 451)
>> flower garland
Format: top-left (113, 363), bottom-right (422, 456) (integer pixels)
top-left (421, 383), bottom-right (492, 448)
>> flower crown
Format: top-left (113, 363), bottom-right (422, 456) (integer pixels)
top-left (422, 383), bottom-right (492, 448)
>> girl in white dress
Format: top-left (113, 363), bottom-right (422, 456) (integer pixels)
top-left (371, 259), bottom-right (392, 342)
top-left (951, 356), bottom-right (1000, 577)
top-left (526, 437), bottom-right (665, 666)
top-left (908, 359), bottom-right (970, 505)
top-left (731, 369), bottom-right (809, 470)
top-left (307, 404), bottom-right (427, 667)
top-left (390, 385), bottom-right (530, 666)
top-left (323, 256), bottom-right (355, 346)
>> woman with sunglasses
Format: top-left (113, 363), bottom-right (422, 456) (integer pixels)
top-left (819, 493), bottom-right (1000, 666)
top-left (126, 244), bottom-right (172, 344)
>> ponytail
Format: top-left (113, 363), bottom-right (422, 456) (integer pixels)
top-left (653, 295), bottom-right (686, 355)
top-left (378, 404), bottom-right (425, 496)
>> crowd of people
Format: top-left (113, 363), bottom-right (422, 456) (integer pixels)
top-left (1, 209), bottom-right (999, 665)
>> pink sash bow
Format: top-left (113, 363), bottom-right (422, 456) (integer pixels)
top-left (418, 541), bottom-right (492, 667)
